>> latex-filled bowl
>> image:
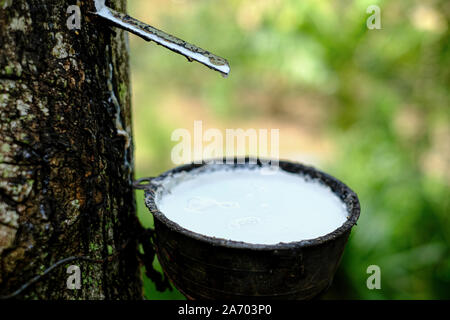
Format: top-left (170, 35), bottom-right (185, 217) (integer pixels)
top-left (141, 159), bottom-right (360, 300)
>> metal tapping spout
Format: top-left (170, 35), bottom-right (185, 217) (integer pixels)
top-left (92, 0), bottom-right (230, 77)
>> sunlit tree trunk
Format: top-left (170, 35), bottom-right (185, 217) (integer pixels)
top-left (0, 0), bottom-right (142, 299)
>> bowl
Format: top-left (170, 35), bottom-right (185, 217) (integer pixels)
top-left (139, 158), bottom-right (360, 299)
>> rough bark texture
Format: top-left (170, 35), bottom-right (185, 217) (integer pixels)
top-left (0, 0), bottom-right (142, 299)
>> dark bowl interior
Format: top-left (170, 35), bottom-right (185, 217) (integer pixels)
top-left (143, 158), bottom-right (360, 299)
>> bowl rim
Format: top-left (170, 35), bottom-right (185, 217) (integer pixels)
top-left (142, 158), bottom-right (361, 250)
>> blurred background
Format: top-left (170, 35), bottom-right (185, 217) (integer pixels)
top-left (128, 0), bottom-right (449, 299)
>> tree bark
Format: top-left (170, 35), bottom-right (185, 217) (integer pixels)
top-left (0, 0), bottom-right (142, 299)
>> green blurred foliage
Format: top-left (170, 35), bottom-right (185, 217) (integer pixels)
top-left (129, 0), bottom-right (449, 299)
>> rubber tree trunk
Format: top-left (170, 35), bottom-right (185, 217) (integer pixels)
top-left (0, 0), bottom-right (142, 299)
